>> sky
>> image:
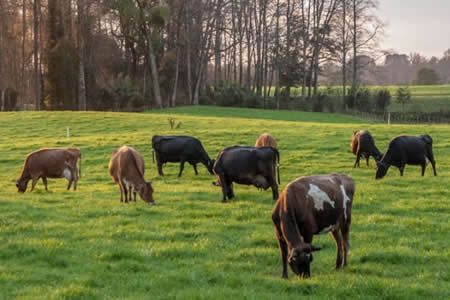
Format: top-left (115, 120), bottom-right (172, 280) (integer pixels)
top-left (378, 0), bottom-right (450, 58)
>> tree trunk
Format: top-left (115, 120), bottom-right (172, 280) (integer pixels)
top-left (342, 0), bottom-right (347, 103)
top-left (148, 35), bottom-right (163, 108)
top-left (33, 0), bottom-right (41, 111)
top-left (352, 0), bottom-right (357, 100)
top-left (21, 0), bottom-right (26, 106)
top-left (275, 0), bottom-right (280, 110)
top-left (171, 45), bottom-right (180, 107)
top-left (77, 0), bottom-right (87, 111)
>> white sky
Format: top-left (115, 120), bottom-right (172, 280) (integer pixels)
top-left (378, 0), bottom-right (450, 58)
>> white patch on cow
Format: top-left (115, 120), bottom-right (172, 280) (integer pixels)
top-left (318, 225), bottom-right (335, 234)
top-left (308, 184), bottom-right (335, 211)
top-left (123, 178), bottom-right (135, 188)
top-left (340, 185), bottom-right (351, 220)
top-left (425, 156), bottom-right (430, 165)
top-left (63, 168), bottom-right (72, 180)
top-left (326, 176), bottom-right (336, 184)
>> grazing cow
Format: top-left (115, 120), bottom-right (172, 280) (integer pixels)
top-left (255, 133), bottom-right (278, 148)
top-left (152, 135), bottom-right (214, 177)
top-left (16, 148), bottom-right (81, 192)
top-left (376, 134), bottom-right (437, 179)
top-left (350, 130), bottom-right (383, 168)
top-left (213, 146), bottom-right (280, 202)
top-left (109, 146), bottom-right (154, 204)
top-left (272, 173), bottom-right (355, 279)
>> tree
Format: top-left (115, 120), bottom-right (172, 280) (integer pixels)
top-left (396, 86), bottom-right (411, 113)
top-left (412, 68), bottom-right (440, 85)
top-left (374, 88), bottom-right (390, 112)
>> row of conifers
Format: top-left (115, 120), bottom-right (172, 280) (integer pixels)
top-left (14, 131), bottom-right (437, 278)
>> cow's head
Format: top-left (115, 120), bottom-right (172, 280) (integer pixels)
top-left (207, 159), bottom-right (215, 175)
top-left (288, 244), bottom-right (321, 278)
top-left (375, 161), bottom-right (389, 179)
top-left (16, 178), bottom-right (28, 193)
top-left (138, 181), bottom-right (155, 204)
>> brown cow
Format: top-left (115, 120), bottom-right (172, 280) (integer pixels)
top-left (255, 133), bottom-right (277, 148)
top-left (109, 146), bottom-right (154, 204)
top-left (16, 148), bottom-right (81, 192)
top-left (351, 130), bottom-right (383, 168)
top-left (272, 173), bottom-right (355, 278)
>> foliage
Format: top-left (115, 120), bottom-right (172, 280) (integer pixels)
top-left (211, 81), bottom-right (264, 108)
top-left (0, 107), bottom-right (449, 299)
top-left (412, 68), bottom-right (441, 85)
top-left (94, 74), bottom-right (146, 111)
top-left (345, 87), bottom-right (373, 112)
top-left (373, 88), bottom-right (391, 112)
top-left (396, 86), bottom-right (412, 113)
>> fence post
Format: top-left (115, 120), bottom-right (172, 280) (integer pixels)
top-left (388, 112), bottom-right (391, 125)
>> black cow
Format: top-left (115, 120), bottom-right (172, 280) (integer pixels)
top-left (376, 134), bottom-right (437, 179)
top-left (351, 130), bottom-right (383, 168)
top-left (213, 146), bottom-right (280, 202)
top-left (152, 135), bottom-right (214, 177)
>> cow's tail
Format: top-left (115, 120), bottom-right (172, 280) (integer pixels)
top-left (422, 134), bottom-right (433, 145)
top-left (152, 150), bottom-right (155, 163)
top-left (273, 148), bottom-right (280, 184)
top-left (78, 154), bottom-right (82, 178)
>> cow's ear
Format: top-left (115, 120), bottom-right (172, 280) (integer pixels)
top-left (310, 245), bottom-right (321, 252)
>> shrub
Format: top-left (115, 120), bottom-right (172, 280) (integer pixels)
top-left (374, 88), bottom-right (391, 112)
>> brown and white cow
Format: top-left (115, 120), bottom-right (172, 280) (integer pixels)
top-left (109, 146), bottom-right (154, 204)
top-left (255, 133), bottom-right (278, 149)
top-left (16, 148), bottom-right (81, 192)
top-left (272, 173), bottom-right (355, 278)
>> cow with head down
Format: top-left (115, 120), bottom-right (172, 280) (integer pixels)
top-left (152, 135), bottom-right (214, 177)
top-left (351, 130), bottom-right (383, 168)
top-left (272, 173), bottom-right (355, 279)
top-left (16, 148), bottom-right (81, 192)
top-left (376, 134), bottom-right (437, 179)
top-left (213, 146), bottom-right (280, 202)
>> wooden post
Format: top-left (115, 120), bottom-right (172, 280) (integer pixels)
top-left (387, 112), bottom-right (391, 125)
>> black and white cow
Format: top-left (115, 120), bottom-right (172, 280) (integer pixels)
top-left (272, 173), bottom-right (355, 278)
top-left (213, 146), bottom-right (280, 202)
top-left (152, 135), bottom-right (214, 177)
top-left (375, 134), bottom-right (437, 179)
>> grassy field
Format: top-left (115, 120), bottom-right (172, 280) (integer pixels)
top-left (0, 106), bottom-right (449, 299)
top-left (285, 85), bottom-right (450, 113)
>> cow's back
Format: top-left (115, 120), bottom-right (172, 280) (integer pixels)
top-left (25, 149), bottom-right (71, 177)
top-left (387, 135), bottom-right (427, 164)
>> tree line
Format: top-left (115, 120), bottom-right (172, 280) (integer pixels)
top-left (0, 0), bottom-right (447, 111)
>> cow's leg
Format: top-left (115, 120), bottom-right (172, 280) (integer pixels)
top-left (218, 174), bottom-right (228, 202)
top-left (178, 160), bottom-right (185, 177)
top-left (270, 177), bottom-right (279, 200)
top-left (426, 149), bottom-right (437, 176)
top-left (123, 183), bottom-right (128, 203)
top-left (156, 155), bottom-right (164, 176)
top-left (272, 211), bottom-right (288, 279)
top-left (227, 183), bottom-right (234, 199)
top-left (341, 220), bottom-right (351, 267)
top-left (421, 162), bottom-right (426, 176)
top-left (331, 229), bottom-right (345, 269)
top-left (131, 186), bottom-right (136, 202)
top-left (31, 177), bottom-right (39, 191)
top-left (366, 155), bottom-right (370, 167)
top-left (72, 166), bottom-right (78, 191)
top-left (399, 163), bottom-right (405, 176)
top-left (118, 184), bottom-right (124, 202)
top-left (192, 163), bottom-right (198, 175)
top-left (42, 177), bottom-right (48, 191)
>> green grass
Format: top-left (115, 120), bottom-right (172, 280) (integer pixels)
top-left (0, 106), bottom-right (449, 299)
top-left (285, 85), bottom-right (450, 113)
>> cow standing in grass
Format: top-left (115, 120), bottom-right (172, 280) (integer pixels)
top-left (16, 148), bottom-right (81, 192)
top-left (376, 134), bottom-right (437, 179)
top-left (109, 146), bottom-right (154, 204)
top-left (350, 130), bottom-right (383, 168)
top-left (255, 133), bottom-right (278, 149)
top-left (152, 135), bottom-right (214, 177)
top-left (213, 146), bottom-right (280, 202)
top-left (272, 173), bottom-right (355, 278)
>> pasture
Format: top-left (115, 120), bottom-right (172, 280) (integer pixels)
top-left (0, 106), bottom-right (449, 299)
